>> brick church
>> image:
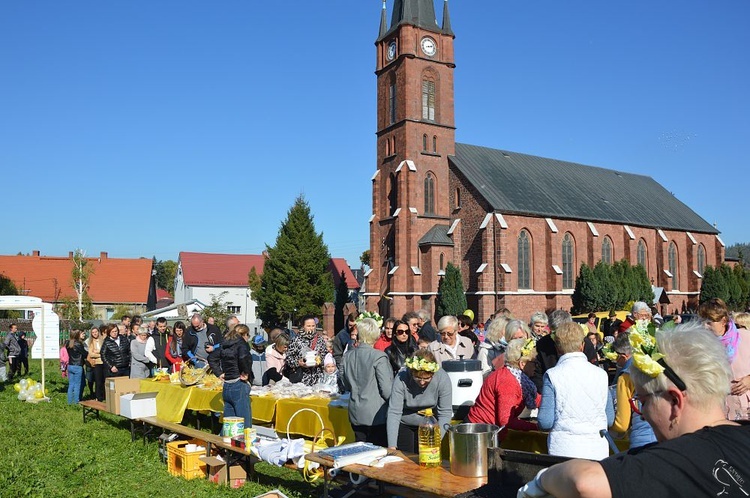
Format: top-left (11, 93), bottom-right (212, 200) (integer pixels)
top-left (364, 0), bottom-right (723, 322)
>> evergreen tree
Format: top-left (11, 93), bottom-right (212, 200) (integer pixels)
top-left (631, 264), bottom-right (655, 304)
top-left (736, 263), bottom-right (750, 310)
top-left (334, 270), bottom-right (351, 332)
top-left (254, 196), bottom-right (334, 328)
top-left (721, 264), bottom-right (742, 310)
top-left (571, 263), bottom-right (597, 314)
top-left (592, 261), bottom-right (615, 311)
top-left (700, 266), bottom-right (728, 304)
top-left (435, 263), bottom-right (466, 319)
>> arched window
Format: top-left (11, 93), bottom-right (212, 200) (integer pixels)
top-left (601, 236), bottom-right (612, 264)
top-left (439, 253), bottom-right (445, 271)
top-left (697, 244), bottom-right (706, 274)
top-left (432, 135), bottom-right (437, 153)
top-left (422, 80), bottom-right (435, 121)
top-left (637, 239), bottom-right (647, 268)
top-left (562, 233), bottom-right (575, 289)
top-left (388, 173), bottom-right (398, 215)
top-left (518, 230), bottom-right (531, 289)
top-left (392, 136), bottom-right (396, 154)
top-left (385, 138), bottom-right (391, 156)
top-left (422, 134), bottom-right (428, 151)
top-left (669, 242), bottom-right (679, 289)
top-left (424, 172), bottom-right (435, 214)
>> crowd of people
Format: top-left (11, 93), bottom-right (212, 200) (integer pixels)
top-left (5, 296), bottom-right (750, 496)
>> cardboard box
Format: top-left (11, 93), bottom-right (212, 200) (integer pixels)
top-left (105, 377), bottom-right (142, 415)
top-left (200, 456), bottom-right (247, 488)
top-left (120, 391), bottom-right (158, 419)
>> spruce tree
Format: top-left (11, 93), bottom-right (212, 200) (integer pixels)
top-left (593, 261), bottom-right (615, 311)
top-left (254, 195), bottom-right (334, 328)
top-left (571, 263), bottom-right (597, 314)
top-left (632, 264), bottom-right (655, 304)
top-left (700, 266), bottom-right (728, 304)
top-left (435, 263), bottom-right (467, 319)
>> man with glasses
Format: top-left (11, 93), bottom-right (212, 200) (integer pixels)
top-left (427, 315), bottom-right (475, 366)
top-left (608, 334), bottom-right (656, 449)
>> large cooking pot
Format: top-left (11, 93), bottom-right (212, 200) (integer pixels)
top-left (444, 422), bottom-right (501, 477)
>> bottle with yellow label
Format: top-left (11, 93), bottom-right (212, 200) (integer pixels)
top-left (418, 408), bottom-right (441, 468)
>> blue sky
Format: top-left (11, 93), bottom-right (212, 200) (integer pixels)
top-left (1, 0), bottom-right (748, 268)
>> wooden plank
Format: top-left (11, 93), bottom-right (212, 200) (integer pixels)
top-left (79, 399), bottom-right (108, 423)
top-left (306, 450), bottom-right (486, 498)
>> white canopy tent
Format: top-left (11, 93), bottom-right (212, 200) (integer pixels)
top-left (0, 295), bottom-right (59, 399)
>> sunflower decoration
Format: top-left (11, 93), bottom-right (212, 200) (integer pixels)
top-left (357, 311), bottom-right (384, 329)
top-left (629, 328), bottom-right (665, 378)
top-left (405, 356), bottom-right (439, 373)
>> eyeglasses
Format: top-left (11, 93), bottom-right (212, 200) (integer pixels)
top-left (629, 391), bottom-right (664, 416)
top-left (395, 328), bottom-right (409, 335)
top-left (439, 331), bottom-right (456, 337)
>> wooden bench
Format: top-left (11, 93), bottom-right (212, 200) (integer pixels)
top-left (136, 416), bottom-right (259, 478)
top-left (79, 399), bottom-right (108, 423)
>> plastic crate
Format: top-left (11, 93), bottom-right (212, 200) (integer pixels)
top-left (167, 439), bottom-right (208, 480)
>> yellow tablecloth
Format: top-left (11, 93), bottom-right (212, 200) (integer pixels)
top-left (250, 395), bottom-right (278, 424)
top-left (274, 397), bottom-right (354, 444)
top-left (139, 380), bottom-right (222, 423)
top-left (139, 381), bottom-right (354, 443)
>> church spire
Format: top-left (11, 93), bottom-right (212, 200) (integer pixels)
top-left (379, 0), bottom-right (388, 38)
top-left (441, 0), bottom-right (453, 36)
top-left (390, 0), bottom-right (439, 32)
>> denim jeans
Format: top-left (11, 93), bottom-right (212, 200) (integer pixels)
top-left (67, 364), bottom-right (85, 405)
top-left (222, 380), bottom-right (252, 428)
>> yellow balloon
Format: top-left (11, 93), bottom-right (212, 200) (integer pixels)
top-left (34, 390), bottom-right (44, 399)
top-left (14, 383), bottom-right (21, 392)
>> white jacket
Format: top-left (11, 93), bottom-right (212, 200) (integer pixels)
top-left (546, 352), bottom-right (609, 460)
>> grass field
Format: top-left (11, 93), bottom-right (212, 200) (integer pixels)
top-left (0, 360), bottom-right (323, 498)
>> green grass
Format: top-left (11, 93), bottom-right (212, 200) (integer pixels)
top-left (0, 360), bottom-right (323, 498)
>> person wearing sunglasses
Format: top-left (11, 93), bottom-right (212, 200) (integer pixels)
top-left (385, 320), bottom-right (418, 375)
top-left (608, 334), bottom-right (656, 449)
top-left (519, 322), bottom-right (750, 498)
top-left (427, 315), bottom-right (476, 366)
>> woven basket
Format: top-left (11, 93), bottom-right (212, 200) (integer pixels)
top-left (179, 358), bottom-right (209, 386)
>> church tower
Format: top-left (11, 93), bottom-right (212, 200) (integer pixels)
top-left (366, 0), bottom-right (456, 319)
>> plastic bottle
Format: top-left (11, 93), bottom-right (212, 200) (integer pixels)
top-left (418, 408), bottom-right (441, 468)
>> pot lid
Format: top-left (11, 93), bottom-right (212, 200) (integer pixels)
top-left (442, 359), bottom-right (482, 372)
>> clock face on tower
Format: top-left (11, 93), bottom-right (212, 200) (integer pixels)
top-left (420, 37), bottom-right (436, 57)
top-left (387, 41), bottom-right (396, 61)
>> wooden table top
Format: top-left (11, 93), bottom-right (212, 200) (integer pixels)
top-left (306, 450), bottom-right (486, 498)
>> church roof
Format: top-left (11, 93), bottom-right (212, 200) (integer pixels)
top-left (449, 143), bottom-right (718, 234)
top-left (379, 0), bottom-right (443, 40)
top-left (418, 225), bottom-right (454, 246)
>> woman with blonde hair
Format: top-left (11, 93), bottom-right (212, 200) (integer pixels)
top-left (468, 338), bottom-right (538, 440)
top-left (86, 327), bottom-right (105, 402)
top-left (537, 321), bottom-right (614, 459)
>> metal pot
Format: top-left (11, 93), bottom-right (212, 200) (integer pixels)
top-left (444, 423), bottom-right (501, 477)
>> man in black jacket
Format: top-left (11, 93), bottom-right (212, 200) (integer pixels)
top-left (151, 317), bottom-right (169, 370)
top-left (531, 309), bottom-right (572, 392)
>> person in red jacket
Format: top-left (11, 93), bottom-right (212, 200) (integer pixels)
top-left (467, 338), bottom-right (538, 441)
